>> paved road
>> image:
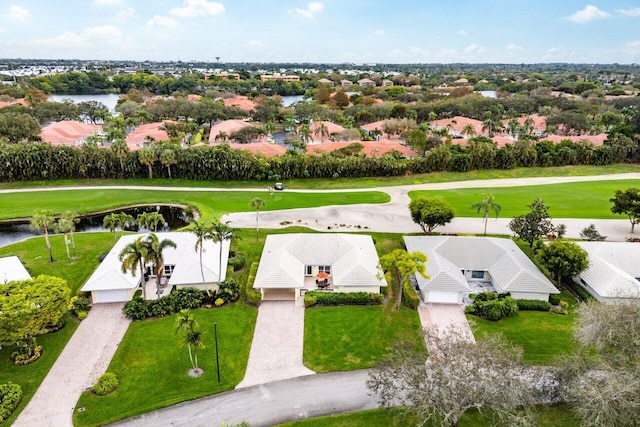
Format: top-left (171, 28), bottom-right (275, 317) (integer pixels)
top-left (13, 303), bottom-right (130, 427)
top-left (110, 370), bottom-right (376, 427)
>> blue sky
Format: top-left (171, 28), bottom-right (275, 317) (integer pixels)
top-left (1, 0), bottom-right (639, 63)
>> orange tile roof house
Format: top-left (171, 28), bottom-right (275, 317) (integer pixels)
top-left (360, 120), bottom-right (402, 140)
top-left (209, 119), bottom-right (268, 143)
top-left (125, 123), bottom-right (170, 150)
top-left (306, 121), bottom-right (345, 142)
top-left (220, 142), bottom-right (287, 157)
top-left (340, 79), bottom-right (353, 89)
top-left (308, 141), bottom-right (418, 158)
top-left (357, 78), bottom-right (376, 87)
top-left (430, 116), bottom-right (485, 137)
top-left (40, 121), bottom-right (102, 147)
top-left (317, 78), bottom-right (334, 86)
top-left (222, 95), bottom-right (257, 111)
top-left (260, 73), bottom-right (300, 82)
top-left (541, 133), bottom-right (607, 147)
top-left (382, 79), bottom-right (394, 87)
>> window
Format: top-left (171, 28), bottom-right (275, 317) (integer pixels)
top-left (318, 265), bottom-right (331, 274)
top-left (164, 265), bottom-right (175, 276)
top-left (305, 265), bottom-right (313, 276)
top-left (471, 270), bottom-right (484, 279)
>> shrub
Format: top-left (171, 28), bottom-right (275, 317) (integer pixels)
top-left (551, 300), bottom-right (570, 315)
top-left (123, 297), bottom-right (149, 320)
top-left (549, 294), bottom-right (561, 305)
top-left (245, 262), bottom-right (262, 306)
top-left (11, 345), bottom-right (43, 365)
top-left (91, 373), bottom-right (119, 396)
top-left (69, 296), bottom-right (92, 313)
top-left (76, 310), bottom-right (88, 320)
top-left (304, 294), bottom-right (317, 307)
top-left (515, 299), bottom-right (551, 311)
top-left (215, 298), bottom-right (224, 307)
top-left (0, 382), bottom-right (22, 423)
top-left (216, 279), bottom-right (240, 303)
top-left (305, 291), bottom-right (383, 306)
top-left (468, 292), bottom-right (519, 321)
top-left (565, 280), bottom-right (595, 302)
top-left (228, 253), bottom-right (246, 271)
top-left (170, 287), bottom-right (204, 309)
top-left (402, 281), bottom-right (421, 309)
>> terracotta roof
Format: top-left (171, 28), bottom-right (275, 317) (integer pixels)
top-left (430, 116), bottom-right (485, 136)
top-left (506, 114), bottom-right (546, 131)
top-left (541, 134), bottom-right (607, 146)
top-left (308, 140), bottom-right (418, 158)
top-left (40, 120), bottom-right (102, 146)
top-left (222, 95), bottom-right (257, 111)
top-left (214, 142), bottom-right (287, 157)
top-left (306, 121), bottom-right (345, 139)
top-left (186, 94), bottom-right (201, 102)
top-left (360, 120), bottom-right (386, 132)
top-left (125, 123), bottom-right (170, 146)
top-left (209, 119), bottom-right (268, 143)
top-left (318, 78), bottom-right (334, 85)
top-left (0, 98), bottom-right (27, 109)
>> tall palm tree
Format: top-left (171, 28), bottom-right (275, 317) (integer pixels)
top-left (314, 122), bottom-right (330, 142)
top-left (211, 220), bottom-right (234, 283)
top-left (160, 148), bottom-right (177, 179)
top-left (142, 233), bottom-right (177, 298)
top-left (249, 198), bottom-right (265, 241)
top-left (147, 212), bottom-right (165, 232)
top-left (54, 217), bottom-right (74, 261)
top-left (61, 211), bottom-right (80, 257)
top-left (138, 148), bottom-right (157, 179)
top-left (30, 211), bottom-right (56, 262)
top-left (188, 219), bottom-right (213, 295)
top-left (471, 193), bottom-right (502, 236)
top-left (175, 310), bottom-right (205, 373)
top-left (136, 212), bottom-right (151, 231)
top-left (461, 124), bottom-right (476, 138)
top-left (111, 138), bottom-right (129, 175)
top-left (103, 213), bottom-right (120, 242)
top-left (117, 213), bottom-right (135, 232)
top-left (214, 131), bottom-right (228, 142)
top-left (119, 236), bottom-right (149, 300)
top-left (298, 123), bottom-right (312, 144)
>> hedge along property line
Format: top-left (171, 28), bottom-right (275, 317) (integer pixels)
top-left (304, 291), bottom-right (384, 308)
top-left (402, 281), bottom-right (421, 309)
top-left (515, 299), bottom-right (552, 311)
top-left (0, 382), bottom-right (22, 424)
top-left (245, 262), bottom-right (262, 306)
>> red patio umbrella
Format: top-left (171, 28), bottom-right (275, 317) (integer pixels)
top-left (317, 272), bottom-right (329, 279)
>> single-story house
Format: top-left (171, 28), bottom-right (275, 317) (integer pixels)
top-left (0, 256), bottom-right (32, 284)
top-left (404, 236), bottom-right (559, 304)
top-left (574, 242), bottom-right (640, 302)
top-left (40, 120), bottom-right (102, 147)
top-left (253, 233), bottom-right (387, 303)
top-left (81, 232), bottom-right (229, 303)
top-left (125, 122), bottom-right (170, 150)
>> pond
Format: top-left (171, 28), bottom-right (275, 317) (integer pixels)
top-left (0, 205), bottom-right (191, 248)
top-left (48, 93), bottom-right (121, 113)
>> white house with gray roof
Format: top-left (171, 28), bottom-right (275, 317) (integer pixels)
top-left (81, 232), bottom-right (229, 303)
top-left (0, 256), bottom-right (31, 284)
top-left (574, 242), bottom-right (640, 302)
top-left (253, 233), bottom-right (387, 302)
top-left (404, 236), bottom-right (559, 304)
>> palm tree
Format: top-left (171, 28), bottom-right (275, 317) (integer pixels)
top-left (461, 123), bottom-right (476, 138)
top-left (138, 148), bottom-right (157, 179)
top-left (61, 211), bottom-right (80, 257)
top-left (147, 212), bottom-right (165, 232)
top-left (30, 211), bottom-right (56, 262)
top-left (211, 220), bottom-right (234, 282)
top-left (117, 213), bottom-right (135, 232)
top-left (214, 131), bottom-right (228, 142)
top-left (298, 123), bottom-right (312, 144)
top-left (471, 193), bottom-right (502, 236)
top-left (119, 236), bottom-right (149, 300)
top-left (111, 139), bottom-right (129, 175)
top-left (314, 122), bottom-right (330, 142)
top-left (159, 148), bottom-right (177, 179)
top-left (250, 198), bottom-right (265, 241)
top-left (136, 212), bottom-right (151, 231)
top-left (175, 309), bottom-right (205, 374)
top-left (103, 213), bottom-right (120, 242)
top-left (142, 233), bottom-right (177, 298)
top-left (54, 217), bottom-right (74, 261)
top-left (188, 219), bottom-right (213, 295)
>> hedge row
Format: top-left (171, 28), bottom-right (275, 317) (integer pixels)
top-left (91, 373), bottom-right (119, 396)
top-left (515, 299), bottom-right (552, 311)
top-left (565, 280), bottom-right (595, 302)
top-left (0, 382), bottom-right (22, 424)
top-left (245, 262), bottom-right (262, 306)
top-left (402, 281), bottom-right (421, 309)
top-left (304, 291), bottom-right (384, 307)
top-left (123, 287), bottom-right (205, 320)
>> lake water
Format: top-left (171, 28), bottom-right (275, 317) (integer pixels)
top-left (280, 95), bottom-right (305, 107)
top-left (476, 90), bottom-right (497, 98)
top-left (0, 205), bottom-right (189, 248)
top-left (48, 93), bottom-right (121, 113)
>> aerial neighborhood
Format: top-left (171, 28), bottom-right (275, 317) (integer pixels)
top-left (1, 1), bottom-right (640, 426)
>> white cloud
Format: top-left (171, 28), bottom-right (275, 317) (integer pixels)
top-left (248, 40), bottom-right (263, 47)
top-left (372, 29), bottom-right (385, 36)
top-left (92, 0), bottom-right (124, 6)
top-left (26, 25), bottom-right (123, 50)
top-left (567, 5), bottom-right (610, 23)
top-left (617, 7), bottom-right (640, 17)
top-left (170, 0), bottom-right (225, 18)
top-left (3, 5), bottom-right (30, 21)
top-left (146, 15), bottom-right (177, 29)
top-left (506, 43), bottom-right (523, 52)
top-left (542, 46), bottom-right (566, 60)
top-left (294, 2), bottom-right (324, 18)
top-left (116, 7), bottom-right (135, 20)
top-left (463, 43), bottom-right (487, 55)
top-left (457, 30), bottom-right (467, 36)
top-left (0, 28), bottom-right (7, 34)
top-left (410, 46), bottom-right (430, 57)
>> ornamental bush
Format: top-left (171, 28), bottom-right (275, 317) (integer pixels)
top-left (305, 291), bottom-right (383, 306)
top-left (549, 294), bottom-right (561, 305)
top-left (402, 281), bottom-right (421, 309)
top-left (90, 373), bottom-right (119, 396)
top-left (123, 297), bottom-right (149, 320)
top-left (467, 292), bottom-right (519, 321)
top-left (0, 382), bottom-right (22, 423)
top-left (515, 299), bottom-right (551, 311)
top-left (170, 287), bottom-right (204, 309)
top-left (303, 294), bottom-right (317, 308)
top-left (245, 262), bottom-right (262, 306)
top-left (216, 279), bottom-right (240, 303)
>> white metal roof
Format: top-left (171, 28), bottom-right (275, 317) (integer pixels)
top-left (576, 242), bottom-right (640, 299)
top-left (81, 232), bottom-right (229, 292)
top-left (0, 256), bottom-right (32, 284)
top-left (254, 233), bottom-right (387, 289)
top-left (404, 236), bottom-right (558, 296)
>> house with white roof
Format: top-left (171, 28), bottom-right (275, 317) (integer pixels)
top-left (404, 236), bottom-right (559, 304)
top-left (253, 233), bottom-right (387, 303)
top-left (574, 242), bottom-right (640, 302)
top-left (0, 256), bottom-right (32, 284)
top-left (81, 232), bottom-right (229, 304)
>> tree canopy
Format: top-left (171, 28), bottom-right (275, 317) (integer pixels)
top-left (409, 198), bottom-right (455, 234)
top-left (610, 188), bottom-right (640, 233)
top-left (508, 198), bottom-right (556, 247)
top-left (537, 239), bottom-right (589, 282)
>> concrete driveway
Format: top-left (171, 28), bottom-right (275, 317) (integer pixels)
top-left (13, 303), bottom-right (130, 427)
top-left (236, 301), bottom-right (315, 388)
top-left (418, 303), bottom-right (475, 347)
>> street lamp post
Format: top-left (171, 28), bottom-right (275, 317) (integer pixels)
top-left (214, 322), bottom-right (221, 383)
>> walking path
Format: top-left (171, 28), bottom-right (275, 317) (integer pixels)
top-left (13, 303), bottom-right (130, 427)
top-left (237, 301), bottom-right (315, 388)
top-left (110, 370), bottom-right (376, 427)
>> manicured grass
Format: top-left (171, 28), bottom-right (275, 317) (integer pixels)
top-left (0, 164), bottom-right (637, 190)
top-left (410, 179), bottom-right (640, 219)
top-left (0, 232), bottom-right (114, 424)
top-left (0, 189), bottom-right (389, 222)
top-left (467, 311), bottom-right (577, 365)
top-left (277, 405), bottom-right (580, 427)
top-left (304, 306), bottom-right (425, 373)
top-left (73, 304), bottom-right (258, 427)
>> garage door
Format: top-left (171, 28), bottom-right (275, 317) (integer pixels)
top-left (262, 288), bottom-right (296, 301)
top-left (426, 291), bottom-right (459, 304)
top-left (92, 289), bottom-right (130, 304)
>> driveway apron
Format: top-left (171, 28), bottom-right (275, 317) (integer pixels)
top-left (237, 301), bottom-right (315, 389)
top-left (13, 303), bottom-right (131, 427)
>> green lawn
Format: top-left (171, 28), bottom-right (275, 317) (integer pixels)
top-left (467, 311), bottom-right (577, 365)
top-left (73, 304), bottom-right (258, 427)
top-left (277, 404), bottom-right (580, 427)
top-left (0, 232), bottom-right (115, 424)
top-left (0, 189), bottom-right (389, 222)
top-left (410, 179), bottom-right (640, 219)
top-left (304, 306), bottom-right (425, 373)
top-left (0, 164), bottom-right (637, 190)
